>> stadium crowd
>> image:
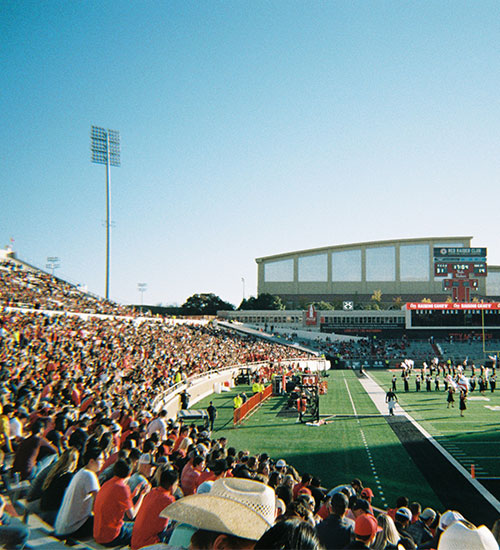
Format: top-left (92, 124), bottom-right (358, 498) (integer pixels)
top-left (0, 262), bottom-right (498, 549)
top-left (1, 405), bottom-right (498, 550)
top-left (0, 259), bottom-right (131, 315)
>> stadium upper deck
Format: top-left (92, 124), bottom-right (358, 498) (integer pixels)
top-left (256, 236), bottom-right (500, 308)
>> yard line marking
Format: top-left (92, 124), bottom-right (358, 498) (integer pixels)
top-left (361, 372), bottom-right (500, 515)
top-left (344, 378), bottom-right (358, 417)
top-left (344, 373), bottom-right (387, 506)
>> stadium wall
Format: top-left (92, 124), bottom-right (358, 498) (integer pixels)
top-left (256, 236), bottom-right (500, 308)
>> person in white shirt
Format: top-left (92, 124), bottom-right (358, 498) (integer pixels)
top-left (146, 410), bottom-right (167, 441)
top-left (54, 447), bottom-right (104, 539)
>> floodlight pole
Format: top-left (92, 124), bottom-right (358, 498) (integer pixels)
top-left (105, 133), bottom-right (111, 301)
top-left (91, 125), bottom-right (120, 301)
top-left (137, 283), bottom-right (147, 313)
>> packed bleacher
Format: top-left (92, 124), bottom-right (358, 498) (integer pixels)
top-left (0, 262), bottom-right (498, 550)
top-left (0, 258), bottom-right (131, 315)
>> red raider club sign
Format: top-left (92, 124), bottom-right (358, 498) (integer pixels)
top-left (306, 304), bottom-right (317, 325)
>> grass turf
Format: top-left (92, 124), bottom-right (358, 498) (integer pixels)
top-left (369, 369), bottom-right (500, 481)
top-left (193, 370), bottom-right (443, 511)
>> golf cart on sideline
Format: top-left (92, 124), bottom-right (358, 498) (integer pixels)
top-left (176, 409), bottom-right (210, 429)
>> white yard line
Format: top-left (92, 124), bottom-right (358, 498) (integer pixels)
top-left (344, 374), bottom-right (387, 506)
top-left (359, 372), bottom-right (500, 514)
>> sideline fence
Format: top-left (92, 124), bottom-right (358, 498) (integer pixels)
top-left (233, 384), bottom-right (273, 425)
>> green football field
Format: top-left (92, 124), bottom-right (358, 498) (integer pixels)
top-left (192, 368), bottom-right (500, 512)
top-left (370, 369), bottom-right (500, 482)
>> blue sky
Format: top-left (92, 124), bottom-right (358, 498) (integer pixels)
top-left (2, 1), bottom-right (500, 307)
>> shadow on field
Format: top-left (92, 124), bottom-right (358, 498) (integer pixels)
top-left (386, 415), bottom-right (500, 528)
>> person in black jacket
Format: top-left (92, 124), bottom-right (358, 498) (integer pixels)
top-left (316, 492), bottom-right (354, 550)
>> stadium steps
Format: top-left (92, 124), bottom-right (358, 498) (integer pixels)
top-left (0, 476), bottom-right (128, 550)
top-left (25, 514), bottom-right (130, 550)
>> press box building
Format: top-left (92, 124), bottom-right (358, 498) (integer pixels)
top-left (256, 236), bottom-right (500, 309)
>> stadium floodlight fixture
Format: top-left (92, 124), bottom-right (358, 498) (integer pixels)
top-left (137, 282), bottom-right (147, 310)
top-left (90, 125), bottom-right (121, 300)
top-left (46, 256), bottom-right (60, 276)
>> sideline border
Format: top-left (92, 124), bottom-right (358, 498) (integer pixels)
top-left (359, 371), bottom-right (500, 516)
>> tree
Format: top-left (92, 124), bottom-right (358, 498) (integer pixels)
top-left (181, 293), bottom-right (234, 315)
top-left (238, 293), bottom-right (285, 311)
top-left (392, 296), bottom-right (403, 309)
top-left (370, 289), bottom-right (382, 310)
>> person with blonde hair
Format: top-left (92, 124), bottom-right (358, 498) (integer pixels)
top-left (40, 448), bottom-right (79, 525)
top-left (371, 513), bottom-right (400, 550)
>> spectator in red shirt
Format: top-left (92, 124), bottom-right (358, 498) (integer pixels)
top-left (93, 459), bottom-right (149, 547)
top-left (131, 468), bottom-right (179, 550)
top-left (181, 454), bottom-right (205, 496)
top-left (292, 473), bottom-right (312, 500)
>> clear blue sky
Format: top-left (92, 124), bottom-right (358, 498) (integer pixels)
top-left (2, 1), bottom-right (500, 307)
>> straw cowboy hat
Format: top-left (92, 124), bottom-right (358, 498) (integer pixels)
top-left (160, 477), bottom-right (275, 541)
top-left (437, 521), bottom-right (498, 550)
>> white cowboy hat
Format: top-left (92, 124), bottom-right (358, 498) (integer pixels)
top-left (160, 477), bottom-right (275, 541)
top-left (437, 521), bottom-right (498, 550)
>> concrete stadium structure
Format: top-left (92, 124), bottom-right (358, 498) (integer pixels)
top-left (256, 236), bottom-right (500, 308)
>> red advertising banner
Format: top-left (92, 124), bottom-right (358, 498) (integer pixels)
top-left (233, 384), bottom-right (272, 425)
top-left (406, 302), bottom-right (500, 311)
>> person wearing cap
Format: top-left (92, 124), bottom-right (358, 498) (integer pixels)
top-left (276, 458), bottom-right (287, 472)
top-left (160, 477), bottom-right (275, 550)
top-left (394, 507), bottom-right (416, 546)
top-left (351, 498), bottom-right (371, 519)
top-left (359, 488), bottom-right (374, 515)
top-left (130, 468), bottom-right (179, 550)
top-left (128, 453), bottom-right (157, 495)
top-left (316, 491), bottom-right (354, 550)
top-left (387, 496), bottom-right (409, 521)
top-left (418, 509), bottom-right (465, 549)
top-left (346, 513), bottom-right (380, 549)
top-left (407, 507), bottom-right (436, 546)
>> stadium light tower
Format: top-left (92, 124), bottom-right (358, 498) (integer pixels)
top-left (46, 256), bottom-right (60, 276)
top-left (90, 126), bottom-right (121, 300)
top-left (137, 282), bottom-right (147, 311)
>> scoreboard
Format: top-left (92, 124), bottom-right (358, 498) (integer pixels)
top-left (435, 262), bottom-right (487, 277)
top-left (433, 247), bottom-right (487, 301)
top-left (433, 247), bottom-right (487, 277)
